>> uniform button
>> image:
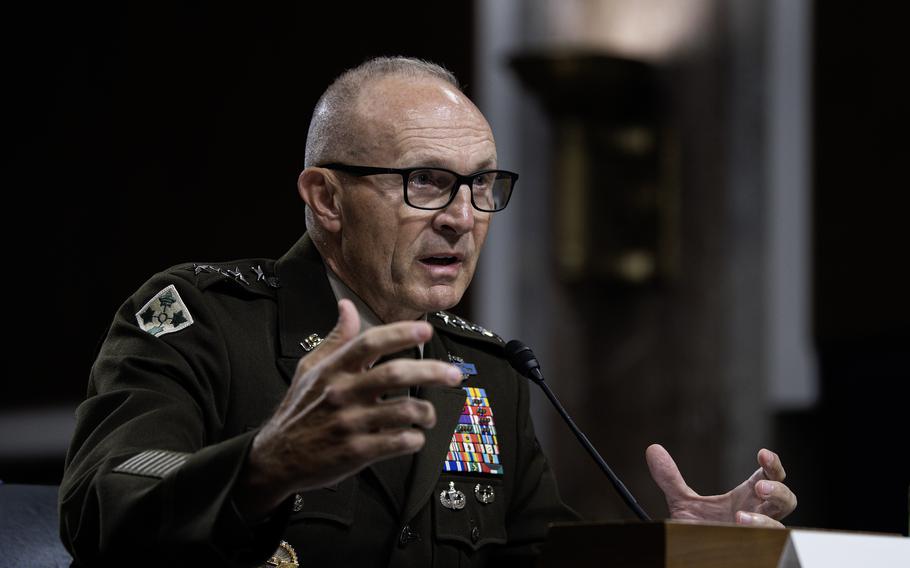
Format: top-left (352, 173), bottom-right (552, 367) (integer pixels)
top-left (399, 525), bottom-right (421, 547)
top-left (471, 526), bottom-right (480, 543)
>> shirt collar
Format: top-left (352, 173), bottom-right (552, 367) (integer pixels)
top-left (325, 266), bottom-right (426, 358)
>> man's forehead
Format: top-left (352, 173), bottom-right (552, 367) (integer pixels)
top-left (399, 149), bottom-right (498, 171)
top-left (357, 75), bottom-right (466, 111)
top-left (355, 76), bottom-right (485, 130)
top-left (354, 75), bottom-right (496, 167)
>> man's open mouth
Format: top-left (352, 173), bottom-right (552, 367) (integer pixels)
top-left (420, 256), bottom-right (460, 266)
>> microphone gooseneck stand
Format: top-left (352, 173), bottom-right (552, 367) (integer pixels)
top-left (505, 339), bottom-right (651, 522)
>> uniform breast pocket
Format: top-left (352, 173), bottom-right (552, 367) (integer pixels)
top-left (433, 476), bottom-right (507, 551)
top-left (281, 476), bottom-right (359, 566)
top-left (289, 476), bottom-right (357, 526)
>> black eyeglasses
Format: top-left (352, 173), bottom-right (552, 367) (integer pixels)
top-left (320, 163), bottom-right (518, 212)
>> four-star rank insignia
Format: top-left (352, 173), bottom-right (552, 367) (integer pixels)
top-left (135, 284), bottom-right (194, 337)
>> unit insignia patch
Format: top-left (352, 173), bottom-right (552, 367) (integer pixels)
top-left (135, 284), bottom-right (194, 337)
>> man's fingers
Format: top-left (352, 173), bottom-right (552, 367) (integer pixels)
top-left (735, 511), bottom-right (785, 529)
top-left (348, 429), bottom-right (427, 464)
top-left (359, 359), bottom-right (463, 397)
top-left (324, 360), bottom-right (462, 407)
top-left (645, 444), bottom-right (696, 503)
top-left (349, 398), bottom-right (438, 432)
top-left (754, 480), bottom-right (797, 520)
top-left (331, 320), bottom-right (434, 372)
top-left (758, 448), bottom-right (786, 481)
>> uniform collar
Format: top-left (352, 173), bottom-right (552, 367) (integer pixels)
top-left (273, 233), bottom-right (338, 360)
top-left (324, 265), bottom-right (427, 358)
top-left (273, 233), bottom-right (427, 360)
top-left (324, 266), bottom-right (384, 332)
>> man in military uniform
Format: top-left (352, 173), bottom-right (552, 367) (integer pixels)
top-left (60, 57), bottom-right (796, 567)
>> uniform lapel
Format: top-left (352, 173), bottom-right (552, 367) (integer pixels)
top-left (273, 233), bottom-right (339, 382)
top-left (272, 236), bottom-right (415, 512)
top-left (400, 330), bottom-right (466, 522)
top-left (365, 348), bottom-right (418, 514)
top-left (270, 236), bottom-right (468, 519)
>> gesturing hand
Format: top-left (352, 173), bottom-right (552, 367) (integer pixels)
top-left (234, 299), bottom-right (463, 520)
top-left (645, 444), bottom-right (797, 528)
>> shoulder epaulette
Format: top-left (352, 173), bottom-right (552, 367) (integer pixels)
top-left (430, 311), bottom-right (504, 345)
top-left (175, 260), bottom-right (281, 296)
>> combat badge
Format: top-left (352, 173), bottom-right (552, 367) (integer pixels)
top-left (135, 284), bottom-right (194, 337)
top-left (439, 481), bottom-right (466, 510)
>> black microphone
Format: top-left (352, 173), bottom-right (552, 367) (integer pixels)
top-left (505, 339), bottom-right (651, 522)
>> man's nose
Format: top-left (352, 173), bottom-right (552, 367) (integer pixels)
top-left (434, 183), bottom-right (475, 234)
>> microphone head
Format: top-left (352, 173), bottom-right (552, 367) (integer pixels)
top-left (505, 340), bottom-right (543, 383)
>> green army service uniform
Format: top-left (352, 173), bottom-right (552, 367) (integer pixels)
top-left (60, 233), bottom-right (578, 567)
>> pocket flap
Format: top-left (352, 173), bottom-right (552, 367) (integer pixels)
top-left (290, 475), bottom-right (356, 526)
top-left (433, 477), bottom-right (507, 550)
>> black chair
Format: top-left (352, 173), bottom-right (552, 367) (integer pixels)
top-left (0, 483), bottom-right (72, 567)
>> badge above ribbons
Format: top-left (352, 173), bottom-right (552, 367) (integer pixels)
top-left (448, 353), bottom-right (477, 381)
top-left (136, 284), bottom-right (194, 337)
top-left (443, 386), bottom-right (503, 476)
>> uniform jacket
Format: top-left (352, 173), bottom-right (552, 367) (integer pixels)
top-left (60, 233), bottom-right (577, 567)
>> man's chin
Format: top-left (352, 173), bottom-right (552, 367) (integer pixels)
top-left (419, 284), bottom-right (465, 314)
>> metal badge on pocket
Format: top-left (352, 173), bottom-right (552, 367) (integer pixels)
top-left (440, 481), bottom-right (466, 511)
top-left (474, 483), bottom-right (495, 504)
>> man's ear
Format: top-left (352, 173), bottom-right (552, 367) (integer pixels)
top-left (298, 168), bottom-right (342, 233)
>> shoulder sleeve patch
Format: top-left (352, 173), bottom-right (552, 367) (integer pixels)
top-left (113, 449), bottom-right (190, 479)
top-left (135, 284), bottom-right (195, 337)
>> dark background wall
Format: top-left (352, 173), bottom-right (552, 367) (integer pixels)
top-left (3, 1), bottom-right (908, 536)
top-left (761, 2), bottom-right (910, 536)
top-left (767, 3), bottom-right (910, 536)
top-left (4, 1), bottom-right (475, 480)
top-left (6, 2), bottom-right (474, 410)
top-left (799, 2), bottom-right (908, 534)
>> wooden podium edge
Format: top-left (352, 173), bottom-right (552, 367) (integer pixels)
top-left (539, 520), bottom-right (790, 568)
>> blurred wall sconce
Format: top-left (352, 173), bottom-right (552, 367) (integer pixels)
top-left (510, 52), bottom-right (679, 286)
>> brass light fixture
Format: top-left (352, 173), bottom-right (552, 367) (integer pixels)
top-left (510, 52), bottom-right (679, 285)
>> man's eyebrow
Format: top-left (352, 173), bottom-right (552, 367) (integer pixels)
top-left (473, 157), bottom-right (498, 170)
top-left (404, 156), bottom-right (498, 171)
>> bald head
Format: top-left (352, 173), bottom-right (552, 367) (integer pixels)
top-left (302, 57), bottom-right (489, 244)
top-left (304, 57), bottom-right (461, 169)
top-left (297, 57), bottom-right (499, 322)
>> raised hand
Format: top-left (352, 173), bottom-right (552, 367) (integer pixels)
top-left (234, 299), bottom-right (463, 520)
top-left (645, 444), bottom-right (797, 528)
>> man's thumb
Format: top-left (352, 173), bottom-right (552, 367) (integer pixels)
top-left (645, 444), bottom-right (692, 502)
top-left (303, 299), bottom-right (360, 364)
top-left (326, 298), bottom-right (360, 345)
